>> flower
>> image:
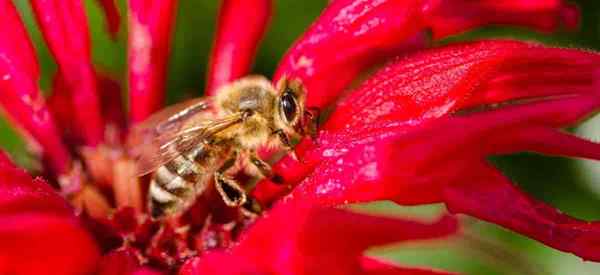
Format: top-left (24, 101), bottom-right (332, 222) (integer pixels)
top-left (0, 0), bottom-right (598, 274)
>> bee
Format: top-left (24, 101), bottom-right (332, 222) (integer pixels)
top-left (128, 75), bottom-right (316, 219)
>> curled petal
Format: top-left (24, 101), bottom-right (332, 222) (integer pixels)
top-left (206, 0), bottom-right (271, 96)
top-left (181, 203), bottom-right (457, 275)
top-left (0, 0), bottom-right (70, 173)
top-left (443, 161), bottom-right (600, 262)
top-left (128, 0), bottom-right (178, 123)
top-left (96, 0), bottom-right (121, 39)
top-left (30, 0), bottom-right (105, 146)
top-left (275, 0), bottom-right (579, 109)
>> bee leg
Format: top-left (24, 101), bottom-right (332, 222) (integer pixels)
top-left (241, 195), bottom-right (262, 217)
top-left (305, 107), bottom-right (320, 141)
top-left (249, 151), bottom-right (285, 184)
top-left (214, 154), bottom-right (247, 207)
top-left (214, 156), bottom-right (263, 216)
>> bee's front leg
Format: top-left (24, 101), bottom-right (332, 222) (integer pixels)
top-left (250, 151), bottom-right (285, 185)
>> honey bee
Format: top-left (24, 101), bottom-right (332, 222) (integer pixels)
top-left (128, 75), bottom-right (316, 219)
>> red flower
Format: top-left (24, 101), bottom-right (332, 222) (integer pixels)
top-left (0, 0), bottom-right (597, 274)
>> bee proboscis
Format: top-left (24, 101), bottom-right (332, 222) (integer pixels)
top-left (128, 75), bottom-right (316, 219)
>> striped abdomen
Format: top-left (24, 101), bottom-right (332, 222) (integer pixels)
top-left (148, 144), bottom-right (227, 218)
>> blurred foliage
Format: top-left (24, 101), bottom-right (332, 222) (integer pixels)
top-left (2, 1), bottom-right (600, 274)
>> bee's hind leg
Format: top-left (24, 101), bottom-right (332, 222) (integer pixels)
top-left (214, 153), bottom-right (263, 216)
top-left (214, 153), bottom-right (246, 207)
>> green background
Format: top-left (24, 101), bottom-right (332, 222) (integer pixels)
top-left (5, 1), bottom-right (600, 274)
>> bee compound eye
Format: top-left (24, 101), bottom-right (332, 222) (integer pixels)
top-left (280, 92), bottom-right (298, 123)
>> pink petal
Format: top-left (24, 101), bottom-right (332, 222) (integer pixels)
top-left (181, 203), bottom-right (457, 275)
top-left (128, 0), bottom-right (178, 123)
top-left (274, 0), bottom-right (578, 109)
top-left (0, 154), bottom-right (100, 275)
top-left (30, 0), bottom-right (105, 146)
top-left (96, 0), bottom-right (121, 39)
top-left (205, 0), bottom-right (272, 96)
top-left (0, 0), bottom-right (71, 173)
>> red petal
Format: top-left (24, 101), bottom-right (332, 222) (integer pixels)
top-left (258, 40), bottom-right (600, 204)
top-left (97, 249), bottom-right (163, 275)
top-left (30, 0), bottom-right (105, 146)
top-left (128, 0), bottom-right (178, 123)
top-left (424, 0), bottom-right (579, 39)
top-left (274, 0), bottom-right (578, 109)
top-left (48, 71), bottom-right (126, 145)
top-left (361, 257), bottom-right (457, 275)
top-left (325, 40), bottom-right (600, 131)
top-left (0, 213), bottom-right (100, 275)
top-left (0, 0), bottom-right (71, 173)
top-left (0, 155), bottom-right (100, 275)
top-left (96, 0), bottom-right (121, 39)
top-left (0, 152), bottom-right (70, 215)
top-left (181, 203), bottom-right (457, 275)
top-left (289, 94), bottom-right (600, 260)
top-left (205, 0), bottom-right (272, 96)
top-left (443, 161), bottom-right (600, 262)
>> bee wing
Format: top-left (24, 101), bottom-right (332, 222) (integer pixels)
top-left (132, 97), bottom-right (213, 136)
top-left (128, 98), bottom-right (242, 176)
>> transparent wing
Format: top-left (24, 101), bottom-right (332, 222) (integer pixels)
top-left (128, 97), bottom-right (242, 176)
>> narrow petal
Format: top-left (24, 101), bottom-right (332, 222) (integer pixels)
top-left (48, 71), bottom-right (126, 145)
top-left (0, 155), bottom-right (100, 275)
top-left (423, 0), bottom-right (579, 39)
top-left (443, 161), bottom-right (600, 262)
top-left (128, 0), bottom-right (178, 123)
top-left (181, 203), bottom-right (457, 275)
top-left (361, 257), bottom-right (457, 275)
top-left (0, 0), bottom-right (71, 173)
top-left (96, 0), bottom-right (121, 39)
top-left (206, 0), bottom-right (271, 96)
top-left (30, 0), bottom-right (105, 146)
top-left (274, 0), bottom-right (578, 109)
top-left (325, 40), bottom-right (600, 131)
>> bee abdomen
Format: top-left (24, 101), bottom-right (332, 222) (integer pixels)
top-left (149, 147), bottom-right (217, 218)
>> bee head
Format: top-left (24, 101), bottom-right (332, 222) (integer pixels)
top-left (274, 77), bottom-right (316, 143)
